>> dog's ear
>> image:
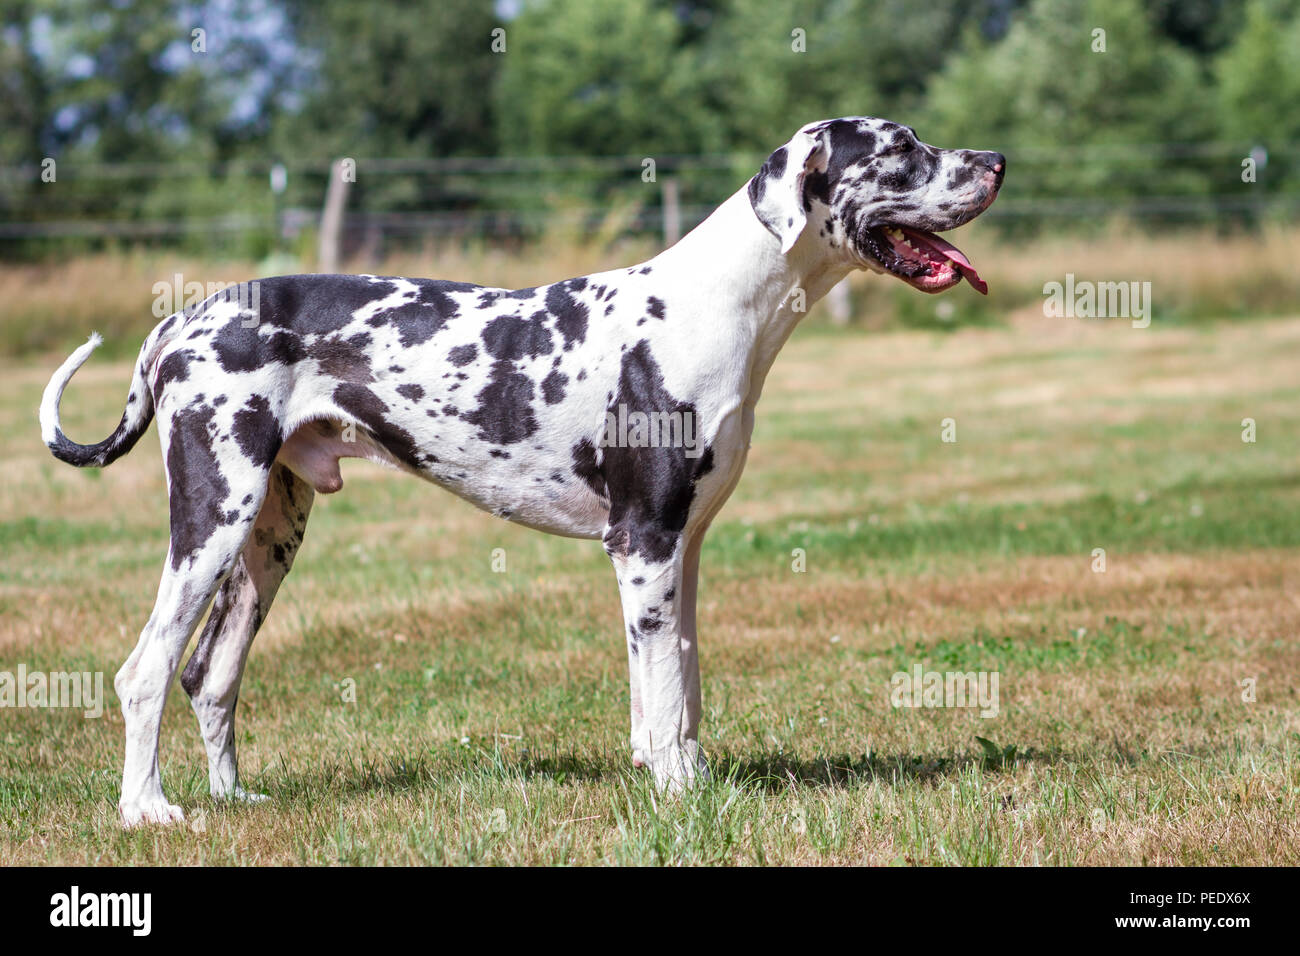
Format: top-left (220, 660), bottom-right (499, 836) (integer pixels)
top-left (747, 127), bottom-right (830, 254)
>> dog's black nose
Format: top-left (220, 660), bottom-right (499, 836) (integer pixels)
top-left (985, 152), bottom-right (1006, 179)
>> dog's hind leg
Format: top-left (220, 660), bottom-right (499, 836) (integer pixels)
top-left (115, 405), bottom-right (277, 827)
top-left (181, 463), bottom-right (314, 803)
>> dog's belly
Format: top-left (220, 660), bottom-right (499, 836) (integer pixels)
top-left (276, 394), bottom-right (613, 540)
top-left (405, 422), bottom-right (613, 539)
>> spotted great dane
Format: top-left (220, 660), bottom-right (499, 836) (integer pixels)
top-left (40, 117), bottom-right (1004, 826)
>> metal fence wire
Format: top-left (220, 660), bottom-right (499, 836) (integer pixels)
top-left (0, 141), bottom-right (1294, 250)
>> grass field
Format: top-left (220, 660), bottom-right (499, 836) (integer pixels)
top-left (2, 293), bottom-right (1300, 864)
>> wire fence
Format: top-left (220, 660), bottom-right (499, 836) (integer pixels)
top-left (0, 141), bottom-right (1295, 251)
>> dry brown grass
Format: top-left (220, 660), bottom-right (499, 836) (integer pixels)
top-left (4, 221), bottom-right (1300, 357)
top-left (2, 270), bottom-right (1299, 865)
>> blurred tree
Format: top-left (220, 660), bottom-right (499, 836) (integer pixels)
top-left (1216, 0), bottom-right (1300, 157)
top-left (276, 0), bottom-right (499, 159)
top-left (921, 0), bottom-right (1215, 217)
top-left (271, 0), bottom-right (501, 229)
top-left (697, 0), bottom-right (1024, 152)
top-left (2, 0), bottom-right (298, 256)
top-left (0, 1), bottom-right (50, 165)
top-left (1146, 0), bottom-right (1242, 54)
top-left (0, 0), bottom-right (51, 240)
top-left (494, 0), bottom-right (721, 156)
top-left (37, 0), bottom-right (291, 163)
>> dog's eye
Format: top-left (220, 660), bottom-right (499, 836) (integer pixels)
top-left (881, 141), bottom-right (913, 158)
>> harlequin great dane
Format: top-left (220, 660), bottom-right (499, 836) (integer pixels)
top-left (40, 117), bottom-right (1004, 826)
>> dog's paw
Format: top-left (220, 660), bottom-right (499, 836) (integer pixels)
top-left (631, 743), bottom-right (650, 769)
top-left (631, 727), bottom-right (652, 769)
top-left (648, 741), bottom-right (709, 793)
top-left (229, 786), bottom-right (269, 804)
top-left (119, 799), bottom-right (185, 828)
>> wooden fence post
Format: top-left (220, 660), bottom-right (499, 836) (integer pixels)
top-left (318, 159), bottom-right (352, 273)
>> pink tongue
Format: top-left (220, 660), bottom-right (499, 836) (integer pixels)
top-left (902, 228), bottom-right (987, 295)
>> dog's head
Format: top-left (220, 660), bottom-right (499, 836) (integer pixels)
top-left (748, 117), bottom-right (1004, 294)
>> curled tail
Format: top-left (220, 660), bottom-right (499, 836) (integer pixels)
top-left (40, 319), bottom-right (173, 468)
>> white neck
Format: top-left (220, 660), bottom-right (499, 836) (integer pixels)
top-left (644, 185), bottom-right (854, 404)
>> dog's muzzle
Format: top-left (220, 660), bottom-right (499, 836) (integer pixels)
top-left (858, 152), bottom-right (1005, 295)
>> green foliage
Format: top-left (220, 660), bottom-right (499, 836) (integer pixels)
top-left (1, 0), bottom-right (1298, 256)
top-left (496, 0), bottom-right (723, 156)
top-left (1216, 0), bottom-right (1300, 186)
top-left (923, 0), bottom-right (1214, 206)
top-left (279, 0), bottom-right (498, 158)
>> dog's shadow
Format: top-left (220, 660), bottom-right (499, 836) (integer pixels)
top-left (709, 747), bottom-right (1068, 792)
top-left (271, 744), bottom-right (1078, 798)
top-left (246, 735), bottom-right (1194, 806)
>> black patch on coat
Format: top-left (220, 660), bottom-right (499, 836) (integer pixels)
top-left (309, 335), bottom-right (373, 381)
top-left (646, 297), bottom-right (666, 320)
top-left (541, 369), bottom-right (567, 405)
top-left (255, 275), bottom-right (399, 336)
top-left (381, 280), bottom-right (476, 347)
top-left (332, 383), bottom-right (426, 468)
top-left (946, 164), bottom-right (976, 189)
top-left (477, 286), bottom-right (538, 307)
top-left (167, 403), bottom-right (235, 571)
top-left (746, 144), bottom-right (787, 212)
top-left (481, 312), bottom-right (553, 361)
top-left (154, 349), bottom-right (197, 390)
top-left (571, 438), bottom-right (605, 498)
top-left (461, 361), bottom-right (538, 444)
top-left (804, 121), bottom-right (879, 206)
top-left (448, 343), bottom-right (477, 366)
top-left (211, 321), bottom-right (306, 374)
top-left (878, 148), bottom-right (938, 193)
top-left (546, 279), bottom-right (589, 349)
top-left (397, 383), bottom-right (425, 402)
top-left (232, 394), bottom-right (281, 469)
top-left (598, 340), bottom-right (712, 565)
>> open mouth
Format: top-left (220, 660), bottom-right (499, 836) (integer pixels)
top-left (862, 226), bottom-right (987, 295)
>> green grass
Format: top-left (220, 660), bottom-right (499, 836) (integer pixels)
top-left (2, 305), bottom-right (1299, 865)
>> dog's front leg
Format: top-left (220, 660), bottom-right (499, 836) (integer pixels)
top-left (606, 526), bottom-right (705, 791)
top-left (678, 535), bottom-right (704, 751)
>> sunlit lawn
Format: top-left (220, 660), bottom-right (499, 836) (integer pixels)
top-left (2, 308), bottom-right (1299, 864)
